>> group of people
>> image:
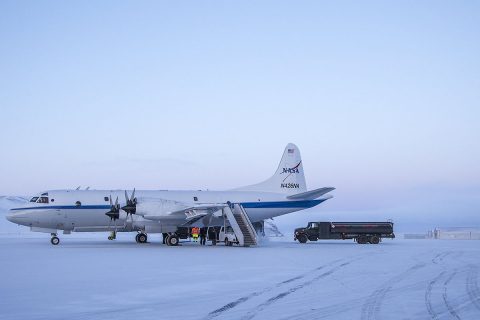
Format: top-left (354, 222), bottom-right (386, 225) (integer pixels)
top-left (191, 227), bottom-right (207, 245)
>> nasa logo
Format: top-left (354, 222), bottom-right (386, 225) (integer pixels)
top-left (280, 161), bottom-right (302, 175)
top-left (282, 167), bottom-right (300, 174)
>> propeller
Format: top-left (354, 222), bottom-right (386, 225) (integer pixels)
top-left (121, 189), bottom-right (137, 221)
top-left (105, 196), bottom-right (120, 221)
top-left (105, 195), bottom-right (120, 238)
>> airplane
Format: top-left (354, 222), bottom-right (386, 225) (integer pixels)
top-left (6, 143), bottom-right (335, 246)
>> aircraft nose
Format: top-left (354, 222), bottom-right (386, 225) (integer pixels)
top-left (6, 212), bottom-right (19, 223)
top-left (6, 210), bottom-right (26, 225)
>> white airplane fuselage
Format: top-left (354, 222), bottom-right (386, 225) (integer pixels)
top-left (8, 189), bottom-right (327, 233)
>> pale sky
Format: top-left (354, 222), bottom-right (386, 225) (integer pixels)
top-left (1, 1), bottom-right (479, 228)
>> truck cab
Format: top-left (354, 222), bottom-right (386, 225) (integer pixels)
top-left (294, 222), bottom-right (326, 243)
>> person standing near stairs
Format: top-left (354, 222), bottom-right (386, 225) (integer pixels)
top-left (192, 227), bottom-right (200, 242)
top-left (199, 228), bottom-right (207, 245)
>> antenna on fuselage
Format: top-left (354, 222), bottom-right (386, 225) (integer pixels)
top-left (85, 187), bottom-right (90, 190)
top-left (75, 186), bottom-right (81, 190)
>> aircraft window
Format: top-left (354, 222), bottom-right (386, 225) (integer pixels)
top-left (37, 197), bottom-right (49, 204)
top-left (30, 197), bottom-right (39, 203)
top-left (75, 201), bottom-right (81, 206)
top-left (51, 199), bottom-right (55, 202)
top-left (194, 197), bottom-right (198, 201)
top-left (104, 197), bottom-right (109, 202)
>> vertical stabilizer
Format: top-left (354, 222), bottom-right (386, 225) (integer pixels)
top-left (233, 143), bottom-right (307, 194)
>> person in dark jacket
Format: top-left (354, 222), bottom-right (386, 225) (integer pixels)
top-left (200, 228), bottom-right (207, 245)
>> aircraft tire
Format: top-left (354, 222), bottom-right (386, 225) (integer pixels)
top-left (51, 236), bottom-right (60, 245)
top-left (138, 233), bottom-right (147, 244)
top-left (168, 235), bottom-right (179, 246)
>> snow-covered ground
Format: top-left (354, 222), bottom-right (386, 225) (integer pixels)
top-left (0, 234), bottom-right (479, 320)
top-left (1, 197), bottom-right (479, 320)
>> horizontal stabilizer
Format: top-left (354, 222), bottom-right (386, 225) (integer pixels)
top-left (286, 187), bottom-right (335, 200)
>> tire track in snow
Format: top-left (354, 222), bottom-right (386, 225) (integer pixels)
top-left (442, 271), bottom-right (461, 320)
top-left (283, 281), bottom-right (428, 320)
top-left (360, 262), bottom-right (426, 320)
top-left (432, 252), bottom-right (450, 265)
top-left (239, 260), bottom-right (354, 320)
top-left (203, 258), bottom-right (349, 320)
top-left (466, 265), bottom-right (480, 310)
top-left (425, 271), bottom-right (446, 319)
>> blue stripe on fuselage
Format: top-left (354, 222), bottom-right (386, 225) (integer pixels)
top-left (240, 199), bottom-right (325, 209)
top-left (10, 205), bottom-right (111, 211)
top-left (10, 200), bottom-right (324, 211)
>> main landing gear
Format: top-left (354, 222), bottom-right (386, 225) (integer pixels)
top-left (50, 233), bottom-right (60, 245)
top-left (165, 233), bottom-right (180, 246)
top-left (135, 232), bottom-right (148, 244)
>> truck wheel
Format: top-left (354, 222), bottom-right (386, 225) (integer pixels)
top-left (357, 236), bottom-right (367, 244)
top-left (370, 235), bottom-right (380, 244)
top-left (298, 234), bottom-right (308, 244)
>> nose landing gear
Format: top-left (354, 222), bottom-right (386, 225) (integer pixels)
top-left (50, 233), bottom-right (60, 245)
top-left (108, 231), bottom-right (117, 240)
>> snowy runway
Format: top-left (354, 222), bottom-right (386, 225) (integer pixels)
top-left (1, 235), bottom-right (479, 320)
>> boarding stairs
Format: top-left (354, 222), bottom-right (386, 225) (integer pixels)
top-left (224, 202), bottom-right (258, 247)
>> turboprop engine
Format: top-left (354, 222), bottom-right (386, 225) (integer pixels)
top-left (135, 198), bottom-right (188, 217)
top-left (106, 190), bottom-right (190, 226)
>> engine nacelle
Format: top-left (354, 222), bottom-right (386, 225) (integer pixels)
top-left (117, 211), bottom-right (128, 221)
top-left (135, 198), bottom-right (187, 217)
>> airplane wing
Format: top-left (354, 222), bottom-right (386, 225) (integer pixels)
top-left (286, 187), bottom-right (335, 200)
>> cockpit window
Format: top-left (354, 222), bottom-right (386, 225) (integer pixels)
top-left (36, 197), bottom-right (49, 204)
top-left (30, 197), bottom-right (39, 203)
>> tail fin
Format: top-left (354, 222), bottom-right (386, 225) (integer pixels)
top-left (234, 143), bottom-right (307, 194)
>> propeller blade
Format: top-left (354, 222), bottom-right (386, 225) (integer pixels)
top-left (109, 195), bottom-right (113, 206)
top-left (121, 189), bottom-right (137, 215)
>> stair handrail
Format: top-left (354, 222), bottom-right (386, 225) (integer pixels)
top-left (224, 203), bottom-right (245, 246)
top-left (234, 203), bottom-right (258, 245)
